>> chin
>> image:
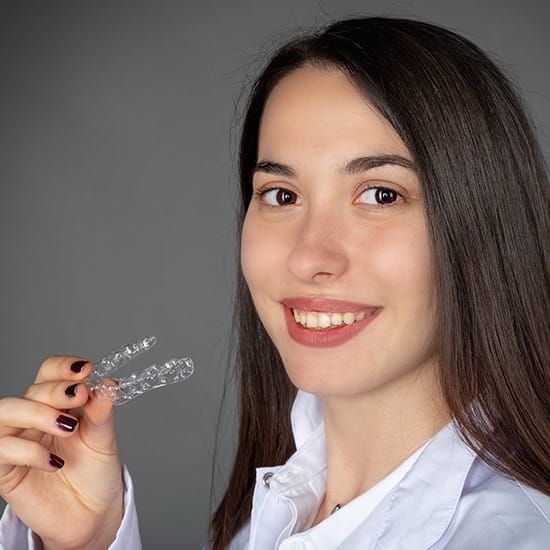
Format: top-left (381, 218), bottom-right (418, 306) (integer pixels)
top-left (281, 358), bottom-right (371, 397)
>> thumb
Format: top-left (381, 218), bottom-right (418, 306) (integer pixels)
top-left (80, 391), bottom-right (118, 455)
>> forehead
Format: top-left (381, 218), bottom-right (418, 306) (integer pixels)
top-left (259, 66), bottom-right (410, 160)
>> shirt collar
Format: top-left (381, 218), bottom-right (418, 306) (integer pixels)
top-left (284, 390), bottom-right (479, 548)
top-left (290, 389), bottom-right (324, 448)
top-left (339, 421), bottom-right (478, 548)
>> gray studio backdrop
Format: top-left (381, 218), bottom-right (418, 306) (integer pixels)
top-left (0, 0), bottom-right (548, 548)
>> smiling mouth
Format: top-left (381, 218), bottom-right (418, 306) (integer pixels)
top-left (291, 308), bottom-right (380, 330)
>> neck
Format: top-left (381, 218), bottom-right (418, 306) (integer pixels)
top-left (313, 362), bottom-right (449, 524)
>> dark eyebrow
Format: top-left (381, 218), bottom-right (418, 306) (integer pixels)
top-left (254, 155), bottom-right (415, 178)
top-left (340, 155), bottom-right (415, 174)
top-left (254, 160), bottom-right (297, 178)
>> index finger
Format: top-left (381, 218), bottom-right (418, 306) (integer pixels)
top-left (34, 356), bottom-right (93, 384)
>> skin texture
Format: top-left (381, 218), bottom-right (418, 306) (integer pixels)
top-left (0, 358), bottom-right (123, 549)
top-left (241, 67), bottom-right (449, 522)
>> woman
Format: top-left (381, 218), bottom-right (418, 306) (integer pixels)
top-left (1, 17), bottom-right (549, 549)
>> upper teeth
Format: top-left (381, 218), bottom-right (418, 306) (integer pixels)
top-left (292, 309), bottom-right (369, 329)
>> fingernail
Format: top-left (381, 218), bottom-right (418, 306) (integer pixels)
top-left (56, 414), bottom-right (78, 432)
top-left (49, 453), bottom-right (65, 469)
top-left (70, 360), bottom-right (87, 373)
top-left (65, 383), bottom-right (79, 397)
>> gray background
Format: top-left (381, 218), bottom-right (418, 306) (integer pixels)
top-left (0, 1), bottom-right (548, 548)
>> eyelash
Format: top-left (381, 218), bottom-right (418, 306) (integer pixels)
top-left (253, 185), bottom-right (403, 208)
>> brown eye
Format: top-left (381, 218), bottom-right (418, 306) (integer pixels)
top-left (375, 188), bottom-right (398, 204)
top-left (262, 188), bottom-right (301, 206)
top-left (359, 187), bottom-right (401, 205)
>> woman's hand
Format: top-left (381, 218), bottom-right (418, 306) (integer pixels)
top-left (0, 356), bottom-right (124, 549)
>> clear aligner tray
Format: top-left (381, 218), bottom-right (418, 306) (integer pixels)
top-left (85, 336), bottom-right (194, 405)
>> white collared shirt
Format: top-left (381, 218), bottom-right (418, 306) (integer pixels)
top-left (244, 429), bottom-right (428, 550)
top-left (229, 391), bottom-right (550, 549)
top-left (1, 390), bottom-right (549, 548)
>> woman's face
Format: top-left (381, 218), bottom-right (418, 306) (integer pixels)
top-left (241, 66), bottom-right (438, 398)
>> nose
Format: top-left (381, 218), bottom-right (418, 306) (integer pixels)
top-left (286, 208), bottom-right (349, 283)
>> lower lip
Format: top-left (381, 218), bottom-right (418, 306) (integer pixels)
top-left (283, 306), bottom-right (381, 348)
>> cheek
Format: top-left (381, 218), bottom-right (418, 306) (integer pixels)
top-left (356, 220), bottom-right (435, 317)
top-left (240, 214), bottom-right (262, 290)
top-left (241, 214), bottom-right (286, 298)
top-left (380, 241), bottom-right (432, 294)
top-left (376, 217), bottom-right (431, 276)
top-left (397, 228), bottom-right (434, 306)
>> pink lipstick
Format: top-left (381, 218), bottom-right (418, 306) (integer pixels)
top-left (282, 297), bottom-right (381, 348)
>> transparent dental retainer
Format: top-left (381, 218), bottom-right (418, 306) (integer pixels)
top-left (85, 336), bottom-right (194, 405)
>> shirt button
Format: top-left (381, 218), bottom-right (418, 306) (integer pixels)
top-left (262, 471), bottom-right (274, 488)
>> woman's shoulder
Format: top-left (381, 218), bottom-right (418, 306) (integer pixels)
top-left (461, 457), bottom-right (549, 515)
top-left (440, 458), bottom-right (550, 549)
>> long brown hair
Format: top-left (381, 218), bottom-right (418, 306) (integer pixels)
top-left (210, 17), bottom-right (550, 548)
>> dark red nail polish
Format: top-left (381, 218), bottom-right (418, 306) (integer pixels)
top-left (56, 414), bottom-right (78, 432)
top-left (49, 453), bottom-right (65, 469)
top-left (65, 383), bottom-right (78, 397)
top-left (70, 360), bottom-right (87, 373)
